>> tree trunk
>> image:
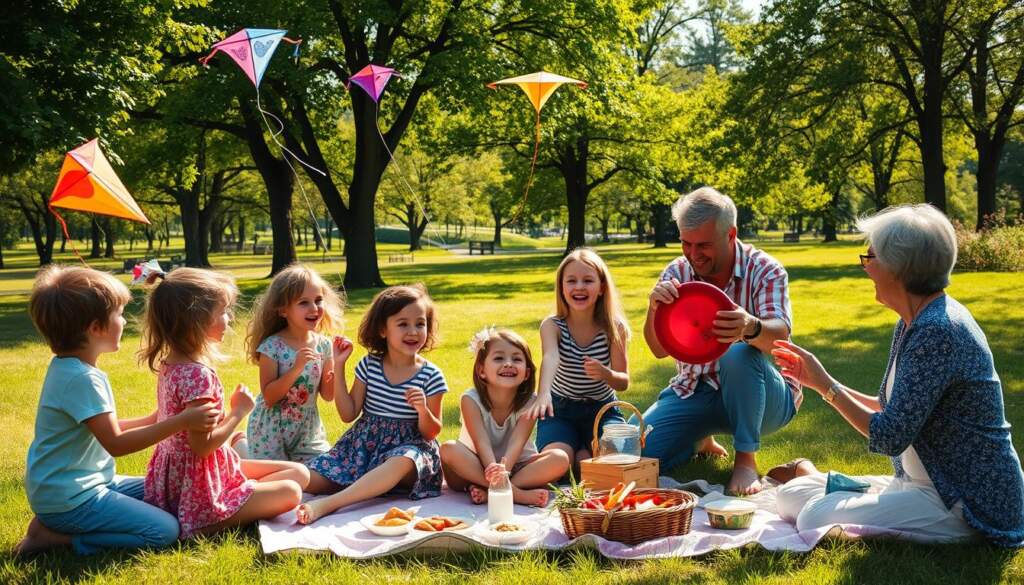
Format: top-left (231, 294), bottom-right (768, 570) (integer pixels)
top-left (180, 196), bottom-right (203, 266)
top-left (976, 136), bottom-right (1001, 229)
top-left (562, 138), bottom-right (590, 254)
top-left (103, 218), bottom-right (115, 258)
top-left (237, 216), bottom-right (246, 252)
top-left (491, 203), bottom-right (503, 247)
top-left (651, 203), bottom-right (670, 248)
top-left (90, 219), bottom-right (102, 258)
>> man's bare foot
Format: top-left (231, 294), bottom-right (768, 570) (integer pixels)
top-left (727, 463), bottom-right (763, 496)
top-left (696, 436), bottom-right (728, 459)
top-left (468, 484), bottom-right (488, 505)
top-left (14, 517), bottom-right (71, 555)
top-left (512, 486), bottom-right (549, 507)
top-left (766, 458), bottom-right (819, 484)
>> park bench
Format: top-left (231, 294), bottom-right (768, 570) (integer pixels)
top-left (468, 240), bottom-right (495, 255)
top-left (783, 233), bottom-right (800, 243)
top-left (253, 243), bottom-right (271, 255)
top-left (388, 253), bottom-right (414, 264)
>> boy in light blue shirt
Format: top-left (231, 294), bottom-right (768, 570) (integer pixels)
top-left (17, 266), bottom-right (219, 555)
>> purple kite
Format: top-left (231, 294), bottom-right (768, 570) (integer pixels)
top-left (347, 64), bottom-right (399, 103)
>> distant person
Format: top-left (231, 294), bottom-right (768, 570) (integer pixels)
top-left (771, 204), bottom-right (1024, 546)
top-left (527, 248), bottom-right (632, 473)
top-left (17, 266), bottom-right (218, 555)
top-left (640, 187), bottom-right (800, 495)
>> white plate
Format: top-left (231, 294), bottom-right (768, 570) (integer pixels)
top-left (360, 512), bottom-right (419, 536)
top-left (409, 515), bottom-right (476, 535)
top-left (476, 518), bottom-right (540, 545)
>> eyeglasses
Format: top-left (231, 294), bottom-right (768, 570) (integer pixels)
top-left (859, 253), bottom-right (876, 268)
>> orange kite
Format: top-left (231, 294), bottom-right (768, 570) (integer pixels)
top-left (50, 138), bottom-right (150, 224)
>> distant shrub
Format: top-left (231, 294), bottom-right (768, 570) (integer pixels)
top-left (955, 212), bottom-right (1024, 272)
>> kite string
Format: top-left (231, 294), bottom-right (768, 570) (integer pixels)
top-left (372, 104), bottom-right (451, 250)
top-left (506, 109), bottom-right (541, 226)
top-left (255, 88), bottom-right (344, 270)
top-left (49, 207), bottom-right (87, 266)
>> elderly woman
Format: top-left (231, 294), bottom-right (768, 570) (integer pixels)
top-left (771, 204), bottom-right (1024, 546)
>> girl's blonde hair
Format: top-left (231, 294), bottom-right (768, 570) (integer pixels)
top-left (554, 248), bottom-right (631, 350)
top-left (469, 327), bottom-right (536, 414)
top-left (246, 264), bottom-right (345, 363)
top-left (139, 267), bottom-right (238, 372)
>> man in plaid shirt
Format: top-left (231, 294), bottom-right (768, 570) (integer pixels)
top-left (638, 187), bottom-right (801, 495)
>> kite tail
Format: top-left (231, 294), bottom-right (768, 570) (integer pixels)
top-left (254, 88), bottom-right (343, 272)
top-left (255, 88), bottom-right (326, 177)
top-left (49, 207), bottom-right (87, 266)
top-left (373, 104), bottom-right (450, 250)
top-left (198, 48), bottom-right (221, 67)
top-left (281, 37), bottom-right (302, 63)
top-left (508, 109), bottom-right (541, 226)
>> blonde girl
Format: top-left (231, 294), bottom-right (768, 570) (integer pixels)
top-left (297, 284), bottom-right (447, 525)
top-left (441, 328), bottom-right (570, 507)
top-left (529, 248), bottom-right (631, 468)
top-left (245, 264), bottom-right (345, 463)
top-left (140, 268), bottom-right (309, 538)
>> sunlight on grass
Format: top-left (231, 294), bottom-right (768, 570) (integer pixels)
top-left (1, 240), bottom-right (1022, 583)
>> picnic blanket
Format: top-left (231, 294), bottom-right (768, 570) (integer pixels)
top-left (257, 477), bottom-right (907, 559)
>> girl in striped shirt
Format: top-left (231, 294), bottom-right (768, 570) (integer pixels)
top-left (296, 285), bottom-right (447, 525)
top-left (530, 248), bottom-right (631, 471)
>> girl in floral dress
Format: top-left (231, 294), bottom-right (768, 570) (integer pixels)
top-left (245, 265), bottom-right (345, 463)
top-left (296, 284), bottom-right (447, 525)
top-left (140, 267), bottom-right (309, 537)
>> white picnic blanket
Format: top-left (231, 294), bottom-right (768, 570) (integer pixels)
top-left (257, 477), bottom-right (905, 559)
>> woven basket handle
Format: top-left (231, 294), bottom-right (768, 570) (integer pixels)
top-left (590, 400), bottom-right (645, 457)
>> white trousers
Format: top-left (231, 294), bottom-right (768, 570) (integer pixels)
top-left (776, 473), bottom-right (977, 543)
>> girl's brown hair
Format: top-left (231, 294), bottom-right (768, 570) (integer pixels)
top-left (554, 247), bottom-right (631, 350)
top-left (357, 284), bottom-right (438, 357)
top-left (469, 327), bottom-right (536, 413)
top-left (139, 267), bottom-right (238, 371)
top-left (246, 264), bottom-right (345, 363)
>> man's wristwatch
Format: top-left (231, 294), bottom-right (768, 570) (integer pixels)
top-left (822, 381), bottom-right (842, 405)
top-left (743, 317), bottom-right (763, 340)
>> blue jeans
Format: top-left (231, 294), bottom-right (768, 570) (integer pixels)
top-left (37, 475), bottom-right (179, 555)
top-left (634, 344), bottom-right (796, 471)
top-left (537, 394), bottom-right (626, 454)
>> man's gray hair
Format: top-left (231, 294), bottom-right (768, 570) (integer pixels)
top-left (856, 204), bottom-right (958, 295)
top-left (672, 187), bottom-right (737, 234)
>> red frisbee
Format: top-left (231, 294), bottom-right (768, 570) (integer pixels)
top-left (653, 281), bottom-right (734, 364)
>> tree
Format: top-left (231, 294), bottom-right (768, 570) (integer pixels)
top-left (0, 1), bottom-right (190, 174)
top-left (743, 0), bottom-right (987, 213)
top-left (0, 154), bottom-right (61, 265)
top-left (948, 2), bottom-right (1024, 228)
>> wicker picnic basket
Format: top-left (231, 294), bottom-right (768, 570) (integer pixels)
top-left (558, 487), bottom-right (698, 545)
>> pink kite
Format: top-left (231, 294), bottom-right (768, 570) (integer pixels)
top-left (347, 65), bottom-right (399, 103)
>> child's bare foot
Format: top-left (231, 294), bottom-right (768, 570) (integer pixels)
top-left (696, 436), bottom-right (728, 459)
top-left (468, 484), bottom-right (488, 505)
top-left (295, 501), bottom-right (323, 525)
top-left (14, 517), bottom-right (71, 555)
top-left (512, 486), bottom-right (550, 507)
top-left (726, 463), bottom-right (763, 496)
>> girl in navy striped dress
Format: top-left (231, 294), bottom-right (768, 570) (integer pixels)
top-left (296, 285), bottom-right (447, 524)
top-left (530, 248), bottom-right (631, 471)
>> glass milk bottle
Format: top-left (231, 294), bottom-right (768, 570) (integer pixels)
top-left (488, 466), bottom-right (514, 524)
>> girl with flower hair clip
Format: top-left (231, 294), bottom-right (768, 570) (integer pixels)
top-left (441, 327), bottom-right (569, 506)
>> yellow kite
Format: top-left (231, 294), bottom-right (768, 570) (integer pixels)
top-left (50, 138), bottom-right (150, 224)
top-left (487, 71), bottom-right (587, 219)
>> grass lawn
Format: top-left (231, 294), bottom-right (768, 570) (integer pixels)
top-left (1, 240), bottom-right (1023, 584)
